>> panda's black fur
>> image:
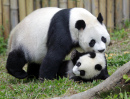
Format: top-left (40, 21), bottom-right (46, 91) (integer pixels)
top-left (6, 7), bottom-right (110, 80)
top-left (39, 9), bottom-right (75, 79)
top-left (57, 50), bottom-right (109, 82)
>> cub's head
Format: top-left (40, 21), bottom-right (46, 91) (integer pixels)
top-left (71, 50), bottom-right (109, 80)
top-left (75, 13), bottom-right (110, 53)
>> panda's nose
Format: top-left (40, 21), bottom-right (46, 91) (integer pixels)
top-left (98, 49), bottom-right (105, 53)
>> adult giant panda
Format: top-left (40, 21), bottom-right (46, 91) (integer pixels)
top-left (57, 50), bottom-right (109, 82)
top-left (6, 7), bottom-right (110, 80)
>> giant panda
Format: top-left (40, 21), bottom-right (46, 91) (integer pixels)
top-left (57, 50), bottom-right (109, 82)
top-left (6, 7), bottom-right (110, 80)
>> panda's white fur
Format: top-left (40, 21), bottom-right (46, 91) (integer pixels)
top-left (73, 53), bottom-right (106, 79)
top-left (8, 7), bottom-right (61, 63)
top-left (8, 7), bottom-right (110, 64)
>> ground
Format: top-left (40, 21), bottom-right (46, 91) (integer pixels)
top-left (0, 28), bottom-right (130, 98)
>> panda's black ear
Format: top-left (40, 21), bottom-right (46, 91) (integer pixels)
top-left (75, 20), bottom-right (86, 30)
top-left (89, 52), bottom-right (96, 58)
top-left (97, 13), bottom-right (103, 24)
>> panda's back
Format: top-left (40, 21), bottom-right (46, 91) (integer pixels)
top-left (8, 7), bottom-right (61, 63)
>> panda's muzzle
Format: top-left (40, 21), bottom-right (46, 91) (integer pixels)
top-left (72, 66), bottom-right (80, 76)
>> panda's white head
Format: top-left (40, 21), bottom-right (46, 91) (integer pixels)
top-left (75, 13), bottom-right (110, 53)
top-left (72, 51), bottom-right (108, 80)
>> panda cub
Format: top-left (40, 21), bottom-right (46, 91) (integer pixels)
top-left (57, 50), bottom-right (109, 82)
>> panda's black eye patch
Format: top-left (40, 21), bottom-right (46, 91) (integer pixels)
top-left (95, 64), bottom-right (102, 71)
top-left (76, 62), bottom-right (81, 67)
top-left (89, 39), bottom-right (96, 47)
top-left (101, 36), bottom-right (106, 43)
top-left (80, 70), bottom-right (85, 76)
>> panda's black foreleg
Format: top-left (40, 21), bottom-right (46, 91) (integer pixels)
top-left (27, 63), bottom-right (40, 79)
top-left (6, 49), bottom-right (27, 79)
top-left (39, 48), bottom-right (69, 80)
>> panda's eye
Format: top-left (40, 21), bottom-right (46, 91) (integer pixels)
top-left (76, 62), bottom-right (81, 67)
top-left (101, 36), bottom-right (106, 43)
top-left (95, 64), bottom-right (102, 71)
top-left (89, 39), bottom-right (96, 47)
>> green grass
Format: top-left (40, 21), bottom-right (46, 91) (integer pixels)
top-left (0, 55), bottom-right (103, 98)
top-left (106, 53), bottom-right (130, 77)
top-left (0, 25), bottom-right (130, 98)
top-left (0, 62), bottom-right (101, 98)
top-left (100, 91), bottom-right (130, 99)
top-left (110, 29), bottom-right (128, 40)
top-left (107, 53), bottom-right (130, 67)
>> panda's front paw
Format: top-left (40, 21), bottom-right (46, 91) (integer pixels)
top-left (39, 77), bottom-right (44, 83)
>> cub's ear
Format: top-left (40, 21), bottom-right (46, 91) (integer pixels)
top-left (75, 20), bottom-right (86, 30)
top-left (97, 13), bottom-right (103, 24)
top-left (89, 52), bottom-right (96, 58)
